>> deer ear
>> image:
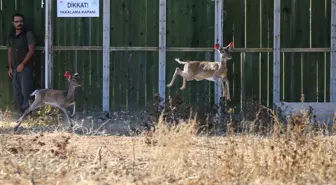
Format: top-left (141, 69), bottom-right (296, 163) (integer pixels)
top-left (224, 42), bottom-right (234, 49)
top-left (64, 71), bottom-right (71, 80)
top-left (228, 42), bottom-right (234, 48)
top-left (214, 43), bottom-right (220, 50)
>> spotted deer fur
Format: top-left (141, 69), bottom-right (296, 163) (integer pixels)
top-left (14, 72), bottom-right (82, 132)
top-left (166, 42), bottom-right (234, 100)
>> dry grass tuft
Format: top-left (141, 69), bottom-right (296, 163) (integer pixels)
top-left (0, 104), bottom-right (336, 184)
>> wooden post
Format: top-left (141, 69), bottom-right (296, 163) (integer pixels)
top-left (330, 0), bottom-right (336, 102)
top-left (102, 0), bottom-right (110, 112)
top-left (214, 0), bottom-right (223, 106)
top-left (44, 0), bottom-right (53, 89)
top-left (273, 0), bottom-right (281, 106)
top-left (159, 0), bottom-right (166, 109)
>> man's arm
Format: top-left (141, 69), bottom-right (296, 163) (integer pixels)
top-left (7, 37), bottom-right (12, 69)
top-left (8, 48), bottom-right (12, 69)
top-left (21, 31), bottom-right (36, 66)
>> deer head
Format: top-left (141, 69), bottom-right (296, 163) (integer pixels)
top-left (214, 42), bottom-right (234, 61)
top-left (64, 71), bottom-right (82, 88)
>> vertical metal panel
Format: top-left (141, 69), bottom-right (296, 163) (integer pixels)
top-left (51, 0), bottom-right (103, 112)
top-left (289, 0), bottom-right (300, 102)
top-left (241, 0), bottom-right (246, 111)
top-left (296, 0), bottom-right (310, 102)
top-left (259, 0), bottom-right (262, 104)
top-left (0, 0), bottom-right (14, 110)
top-left (273, 0), bottom-right (281, 105)
top-left (109, 0), bottom-right (159, 111)
top-left (331, 0), bottom-right (336, 102)
top-left (244, 0), bottom-right (265, 105)
top-left (214, 0), bottom-right (223, 106)
top-left (102, 0), bottom-right (110, 111)
top-left (0, 3), bottom-right (3, 45)
top-left (240, 53), bottom-right (245, 111)
top-left (278, 0), bottom-right (330, 103)
top-left (45, 0), bottom-right (52, 88)
top-left (222, 0), bottom-right (245, 112)
top-left (165, 1), bottom-right (214, 108)
top-left (158, 0), bottom-right (166, 109)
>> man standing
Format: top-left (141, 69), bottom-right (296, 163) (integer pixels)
top-left (7, 13), bottom-right (36, 114)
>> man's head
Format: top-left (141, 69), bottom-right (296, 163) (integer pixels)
top-left (12, 13), bottom-right (24, 30)
top-left (214, 42), bottom-right (234, 61)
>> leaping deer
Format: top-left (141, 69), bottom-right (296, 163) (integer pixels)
top-left (166, 42), bottom-right (234, 101)
top-left (13, 71), bottom-right (82, 132)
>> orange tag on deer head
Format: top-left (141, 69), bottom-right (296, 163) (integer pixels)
top-left (229, 42), bottom-right (234, 48)
top-left (64, 71), bottom-right (71, 80)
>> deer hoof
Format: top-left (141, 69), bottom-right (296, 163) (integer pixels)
top-left (13, 126), bottom-right (19, 133)
top-left (166, 84), bottom-right (172, 88)
top-left (65, 126), bottom-right (74, 133)
top-left (180, 87), bottom-right (185, 90)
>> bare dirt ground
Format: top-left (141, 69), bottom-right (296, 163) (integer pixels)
top-left (0, 110), bottom-right (154, 136)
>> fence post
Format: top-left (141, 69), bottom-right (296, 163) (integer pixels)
top-left (330, 0), bottom-right (336, 102)
top-left (273, 0), bottom-right (281, 107)
top-left (159, 0), bottom-right (167, 109)
top-left (214, 0), bottom-right (223, 106)
top-left (102, 0), bottom-right (110, 112)
top-left (44, 0), bottom-right (53, 89)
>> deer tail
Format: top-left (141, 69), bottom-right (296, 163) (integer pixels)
top-left (30, 89), bottom-right (40, 96)
top-left (175, 58), bottom-right (188, 65)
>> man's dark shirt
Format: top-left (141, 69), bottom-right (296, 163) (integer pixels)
top-left (7, 28), bottom-right (36, 69)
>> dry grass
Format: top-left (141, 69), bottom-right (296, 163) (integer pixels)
top-left (0, 108), bottom-right (336, 185)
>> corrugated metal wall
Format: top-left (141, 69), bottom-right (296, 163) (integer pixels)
top-left (0, 0), bottom-right (332, 113)
top-left (165, 0), bottom-right (215, 109)
top-left (279, 0), bottom-right (331, 103)
top-left (51, 0), bottom-right (103, 111)
top-left (109, 0), bottom-right (158, 111)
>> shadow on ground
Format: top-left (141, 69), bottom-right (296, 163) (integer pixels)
top-left (0, 111), bottom-right (155, 136)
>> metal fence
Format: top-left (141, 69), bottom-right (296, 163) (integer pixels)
top-left (0, 0), bottom-right (334, 115)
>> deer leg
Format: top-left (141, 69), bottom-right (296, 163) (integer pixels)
top-left (167, 67), bottom-right (182, 88)
top-left (14, 101), bottom-right (44, 132)
top-left (59, 107), bottom-right (73, 128)
top-left (212, 70), bottom-right (221, 81)
top-left (219, 78), bottom-right (226, 98)
top-left (179, 70), bottom-right (194, 90)
top-left (223, 78), bottom-right (231, 101)
top-left (180, 78), bottom-right (187, 90)
top-left (70, 102), bottom-right (76, 118)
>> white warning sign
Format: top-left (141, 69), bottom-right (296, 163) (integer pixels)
top-left (57, 0), bottom-right (99, 17)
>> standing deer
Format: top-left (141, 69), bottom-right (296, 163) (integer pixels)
top-left (13, 71), bottom-right (82, 132)
top-left (166, 42), bottom-right (234, 100)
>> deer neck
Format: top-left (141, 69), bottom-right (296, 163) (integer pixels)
top-left (219, 59), bottom-right (227, 68)
top-left (66, 84), bottom-right (77, 101)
